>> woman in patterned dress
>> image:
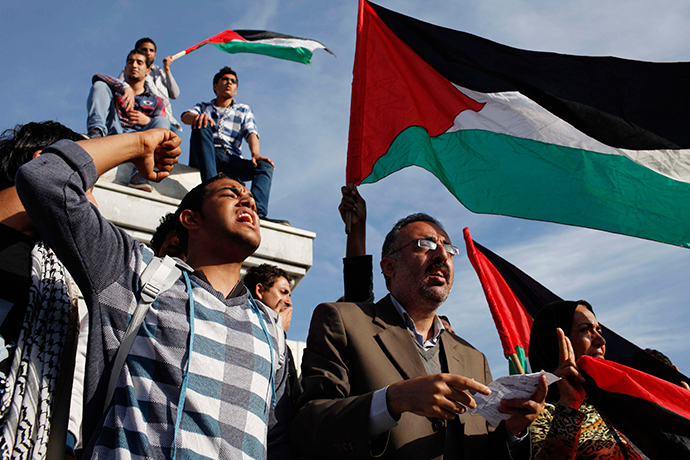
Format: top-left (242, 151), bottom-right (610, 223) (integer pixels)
top-left (527, 300), bottom-right (644, 460)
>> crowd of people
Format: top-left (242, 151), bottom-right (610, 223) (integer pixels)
top-left (0, 37), bottom-right (687, 460)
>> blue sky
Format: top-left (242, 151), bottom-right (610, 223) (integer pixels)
top-left (1, 0), bottom-right (688, 378)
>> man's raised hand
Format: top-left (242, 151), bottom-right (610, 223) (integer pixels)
top-left (134, 129), bottom-right (181, 182)
top-left (339, 184), bottom-right (367, 228)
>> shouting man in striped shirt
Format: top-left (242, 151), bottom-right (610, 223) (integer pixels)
top-left (16, 129), bottom-right (291, 459)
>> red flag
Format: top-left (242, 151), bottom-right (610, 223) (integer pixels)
top-left (463, 228), bottom-right (533, 374)
top-left (347, 0), bottom-right (484, 184)
top-left (579, 356), bottom-right (690, 459)
top-left (183, 30), bottom-right (246, 54)
top-left (463, 227), bottom-right (689, 386)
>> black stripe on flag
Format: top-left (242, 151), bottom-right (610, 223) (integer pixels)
top-left (235, 30), bottom-right (306, 41)
top-left (369, 1), bottom-right (690, 150)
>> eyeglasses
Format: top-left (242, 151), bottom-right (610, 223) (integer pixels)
top-left (219, 77), bottom-right (238, 84)
top-left (390, 238), bottom-right (460, 257)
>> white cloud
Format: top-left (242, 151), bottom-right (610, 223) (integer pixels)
top-left (232, 0), bottom-right (281, 30)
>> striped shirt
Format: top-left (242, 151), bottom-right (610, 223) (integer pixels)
top-left (186, 100), bottom-right (258, 157)
top-left (15, 141), bottom-right (289, 460)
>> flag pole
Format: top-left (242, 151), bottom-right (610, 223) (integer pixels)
top-left (509, 353), bottom-right (525, 374)
top-left (171, 50), bottom-right (187, 61)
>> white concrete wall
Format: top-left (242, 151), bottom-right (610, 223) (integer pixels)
top-left (286, 340), bottom-right (307, 377)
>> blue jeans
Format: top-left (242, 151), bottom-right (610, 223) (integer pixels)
top-left (87, 81), bottom-right (170, 135)
top-left (189, 126), bottom-right (273, 218)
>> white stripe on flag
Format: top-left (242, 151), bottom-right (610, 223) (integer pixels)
top-left (249, 37), bottom-right (327, 52)
top-left (449, 85), bottom-right (690, 184)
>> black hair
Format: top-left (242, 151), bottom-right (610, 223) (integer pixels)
top-left (135, 37), bottom-right (156, 51)
top-left (644, 348), bottom-right (674, 367)
top-left (151, 213), bottom-right (179, 254)
top-left (380, 213), bottom-right (444, 289)
top-left (0, 121), bottom-right (82, 190)
top-left (213, 66), bottom-right (238, 86)
top-left (174, 173), bottom-right (244, 252)
top-left (128, 49), bottom-right (153, 68)
top-left (528, 300), bottom-right (594, 403)
top-left (243, 264), bottom-right (292, 296)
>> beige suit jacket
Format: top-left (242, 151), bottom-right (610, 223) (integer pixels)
top-left (291, 296), bottom-right (513, 459)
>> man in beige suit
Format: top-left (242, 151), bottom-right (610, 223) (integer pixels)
top-left (292, 213), bottom-right (546, 459)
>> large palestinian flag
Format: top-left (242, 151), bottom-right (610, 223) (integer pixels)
top-left (177, 29), bottom-right (333, 65)
top-left (347, 0), bottom-right (690, 247)
top-left (463, 227), bottom-right (690, 386)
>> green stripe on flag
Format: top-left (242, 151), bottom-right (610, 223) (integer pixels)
top-left (362, 126), bottom-right (690, 247)
top-left (213, 42), bottom-right (314, 64)
top-left (508, 346), bottom-right (528, 375)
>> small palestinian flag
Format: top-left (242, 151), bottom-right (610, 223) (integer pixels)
top-left (347, 0), bottom-right (690, 247)
top-left (176, 29), bottom-right (334, 65)
top-left (463, 227), bottom-right (690, 385)
top-left (579, 356), bottom-right (690, 459)
top-left (463, 227), bottom-right (543, 374)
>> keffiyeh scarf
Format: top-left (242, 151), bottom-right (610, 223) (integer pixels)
top-left (0, 241), bottom-right (76, 460)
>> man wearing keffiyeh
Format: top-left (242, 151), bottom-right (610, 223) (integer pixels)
top-left (0, 121), bottom-right (85, 460)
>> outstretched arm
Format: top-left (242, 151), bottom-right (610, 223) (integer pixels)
top-left (78, 129), bottom-right (180, 181)
top-left (339, 185), bottom-right (373, 302)
top-left (161, 56), bottom-right (181, 99)
top-left (16, 130), bottom-right (181, 295)
top-left (181, 111), bottom-right (214, 128)
top-left (339, 184), bottom-right (366, 257)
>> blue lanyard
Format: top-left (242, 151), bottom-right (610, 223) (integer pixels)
top-left (172, 271), bottom-right (195, 460)
top-left (248, 293), bottom-right (277, 409)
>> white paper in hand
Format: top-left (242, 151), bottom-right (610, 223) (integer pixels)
top-left (466, 371), bottom-right (560, 427)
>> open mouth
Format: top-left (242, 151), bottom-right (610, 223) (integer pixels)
top-left (426, 263), bottom-right (449, 281)
top-left (237, 211), bottom-right (254, 225)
